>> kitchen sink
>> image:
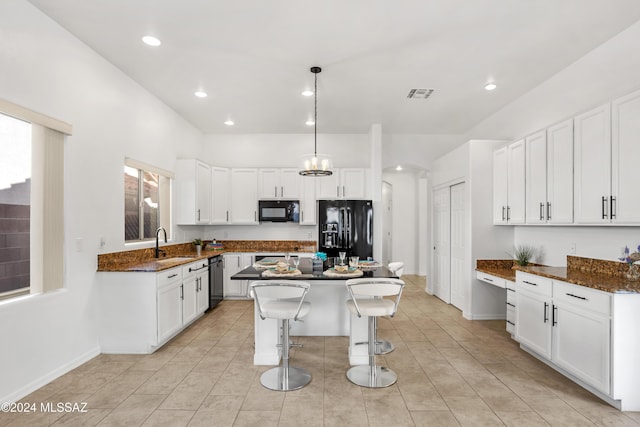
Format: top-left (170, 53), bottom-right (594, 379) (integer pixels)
top-left (155, 257), bottom-right (195, 264)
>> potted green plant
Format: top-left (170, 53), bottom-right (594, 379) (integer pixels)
top-left (509, 245), bottom-right (536, 267)
top-left (193, 238), bottom-right (203, 256)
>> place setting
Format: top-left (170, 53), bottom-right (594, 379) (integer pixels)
top-left (323, 253), bottom-right (364, 278)
top-left (261, 253), bottom-right (303, 277)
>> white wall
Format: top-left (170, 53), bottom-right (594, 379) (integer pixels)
top-left (0, 0), bottom-right (203, 402)
top-left (382, 134), bottom-right (465, 171)
top-left (381, 171), bottom-right (419, 274)
top-left (464, 19), bottom-right (640, 265)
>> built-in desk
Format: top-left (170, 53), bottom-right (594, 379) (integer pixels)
top-left (231, 261), bottom-right (397, 366)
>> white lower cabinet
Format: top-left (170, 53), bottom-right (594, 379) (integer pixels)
top-left (515, 272), bottom-right (611, 395)
top-left (98, 263), bottom-right (209, 354)
top-left (505, 280), bottom-right (516, 336)
top-left (223, 253), bottom-right (254, 299)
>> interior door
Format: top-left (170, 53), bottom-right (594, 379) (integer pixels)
top-left (432, 186), bottom-right (450, 303)
top-left (449, 183), bottom-right (465, 310)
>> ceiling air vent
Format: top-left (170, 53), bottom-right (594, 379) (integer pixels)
top-left (407, 88), bottom-right (434, 99)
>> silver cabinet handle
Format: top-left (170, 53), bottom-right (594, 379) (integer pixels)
top-left (602, 196), bottom-right (608, 219)
top-left (167, 273), bottom-right (178, 279)
top-left (254, 211), bottom-right (257, 222)
top-left (336, 186), bottom-right (340, 197)
top-left (197, 209), bottom-right (201, 222)
top-left (543, 302), bottom-right (549, 323)
top-left (301, 211), bottom-right (304, 222)
top-left (502, 206), bottom-right (506, 221)
top-left (226, 211), bottom-right (229, 222)
top-left (539, 203), bottom-right (544, 221)
top-left (547, 202), bottom-right (551, 220)
top-left (274, 186), bottom-right (277, 197)
top-left (180, 284), bottom-right (184, 300)
top-left (281, 186), bottom-right (283, 197)
top-left (506, 206), bottom-right (511, 221)
top-left (611, 196), bottom-right (616, 219)
top-left (343, 185), bottom-right (345, 197)
top-left (522, 280), bottom-right (537, 286)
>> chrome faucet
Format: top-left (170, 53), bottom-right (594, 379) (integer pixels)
top-left (155, 227), bottom-right (167, 258)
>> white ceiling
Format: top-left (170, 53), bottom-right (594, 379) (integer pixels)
top-left (27, 0), bottom-right (640, 135)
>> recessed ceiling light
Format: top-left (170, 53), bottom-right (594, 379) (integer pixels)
top-left (396, 165), bottom-right (403, 171)
top-left (485, 82), bottom-right (497, 91)
top-left (224, 120), bottom-right (234, 126)
top-left (305, 120), bottom-right (315, 126)
top-left (301, 90), bottom-right (314, 97)
top-left (194, 91), bottom-right (207, 98)
top-left (142, 36), bottom-right (161, 47)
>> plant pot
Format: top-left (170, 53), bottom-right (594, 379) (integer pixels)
top-left (196, 245), bottom-right (202, 256)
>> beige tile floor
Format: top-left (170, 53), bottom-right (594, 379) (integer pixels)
top-left (2, 275), bottom-right (639, 426)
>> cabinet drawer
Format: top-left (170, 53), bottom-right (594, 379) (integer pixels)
top-left (157, 267), bottom-right (182, 288)
top-left (553, 281), bottom-right (611, 316)
top-left (182, 260), bottom-right (208, 279)
top-left (506, 308), bottom-right (515, 334)
top-left (506, 281), bottom-right (516, 304)
top-left (516, 272), bottom-right (552, 297)
top-left (476, 271), bottom-right (506, 288)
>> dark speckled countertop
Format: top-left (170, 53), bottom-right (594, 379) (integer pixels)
top-left (477, 256), bottom-right (640, 294)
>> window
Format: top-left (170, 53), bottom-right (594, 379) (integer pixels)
top-left (124, 160), bottom-right (171, 242)
top-left (0, 113), bottom-right (31, 298)
top-left (0, 98), bottom-right (69, 301)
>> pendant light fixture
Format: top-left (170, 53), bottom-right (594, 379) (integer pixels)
top-left (300, 66), bottom-right (333, 176)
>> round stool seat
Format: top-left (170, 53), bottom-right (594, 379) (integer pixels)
top-left (346, 298), bottom-right (395, 317)
top-left (260, 300), bottom-right (311, 320)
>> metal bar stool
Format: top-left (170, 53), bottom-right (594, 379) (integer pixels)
top-left (345, 277), bottom-right (405, 388)
top-left (250, 280), bottom-right (312, 391)
top-left (373, 262), bottom-right (405, 355)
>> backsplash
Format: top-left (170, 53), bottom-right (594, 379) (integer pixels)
top-left (567, 255), bottom-right (630, 278)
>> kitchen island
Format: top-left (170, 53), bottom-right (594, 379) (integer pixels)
top-left (231, 259), bottom-right (398, 366)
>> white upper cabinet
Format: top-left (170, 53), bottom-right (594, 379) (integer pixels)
top-left (230, 168), bottom-right (258, 224)
top-left (175, 159), bottom-right (211, 225)
top-left (493, 141), bottom-right (525, 224)
top-left (258, 168), bottom-right (300, 200)
top-left (546, 119), bottom-right (574, 224)
top-left (492, 146), bottom-right (508, 224)
top-left (611, 89), bottom-right (640, 224)
top-left (574, 104), bottom-right (612, 224)
top-left (525, 131), bottom-right (548, 224)
top-left (211, 166), bottom-right (230, 224)
top-left (299, 176), bottom-right (316, 225)
top-left (525, 120), bottom-right (574, 225)
top-left (316, 168), bottom-right (369, 200)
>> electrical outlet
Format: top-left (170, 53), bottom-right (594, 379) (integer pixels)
top-left (570, 242), bottom-right (576, 254)
top-left (307, 232), bottom-right (312, 238)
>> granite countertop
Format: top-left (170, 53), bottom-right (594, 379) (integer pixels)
top-left (514, 264), bottom-right (640, 294)
top-left (97, 240), bottom-right (317, 273)
top-left (475, 259), bottom-right (516, 281)
top-left (477, 256), bottom-right (640, 294)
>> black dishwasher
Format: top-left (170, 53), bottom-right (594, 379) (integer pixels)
top-left (208, 255), bottom-right (224, 310)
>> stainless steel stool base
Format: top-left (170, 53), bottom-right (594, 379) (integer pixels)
top-left (375, 339), bottom-right (394, 355)
top-left (346, 365), bottom-right (397, 388)
top-left (260, 366), bottom-right (311, 391)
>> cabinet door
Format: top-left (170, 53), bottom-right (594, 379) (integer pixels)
top-left (211, 167), bottom-right (230, 224)
top-left (547, 119), bottom-right (574, 224)
top-left (196, 272), bottom-right (209, 314)
top-left (230, 169), bottom-right (258, 224)
top-left (280, 168), bottom-right (301, 199)
top-left (341, 168), bottom-right (367, 199)
top-left (507, 140), bottom-right (526, 224)
top-left (300, 176), bottom-right (317, 225)
top-left (515, 290), bottom-right (552, 359)
top-left (316, 170), bottom-right (341, 199)
top-left (612, 89), bottom-right (640, 224)
top-left (525, 131), bottom-right (548, 224)
top-left (195, 161), bottom-right (211, 224)
top-left (552, 302), bottom-right (610, 394)
top-left (258, 168), bottom-right (280, 200)
top-left (492, 147), bottom-right (508, 224)
top-left (574, 104), bottom-right (611, 224)
top-left (157, 281), bottom-right (182, 343)
top-left (182, 276), bottom-right (198, 325)
top-left (223, 254), bottom-right (243, 297)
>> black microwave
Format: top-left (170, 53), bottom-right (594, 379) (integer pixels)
top-left (258, 200), bottom-right (300, 222)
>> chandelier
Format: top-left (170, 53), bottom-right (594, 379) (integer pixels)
top-left (299, 66), bottom-right (333, 176)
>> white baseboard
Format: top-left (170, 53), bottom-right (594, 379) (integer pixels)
top-left (465, 313), bottom-right (506, 320)
top-left (1, 345), bottom-right (100, 404)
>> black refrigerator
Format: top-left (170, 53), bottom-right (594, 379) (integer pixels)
top-left (318, 200), bottom-right (373, 260)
